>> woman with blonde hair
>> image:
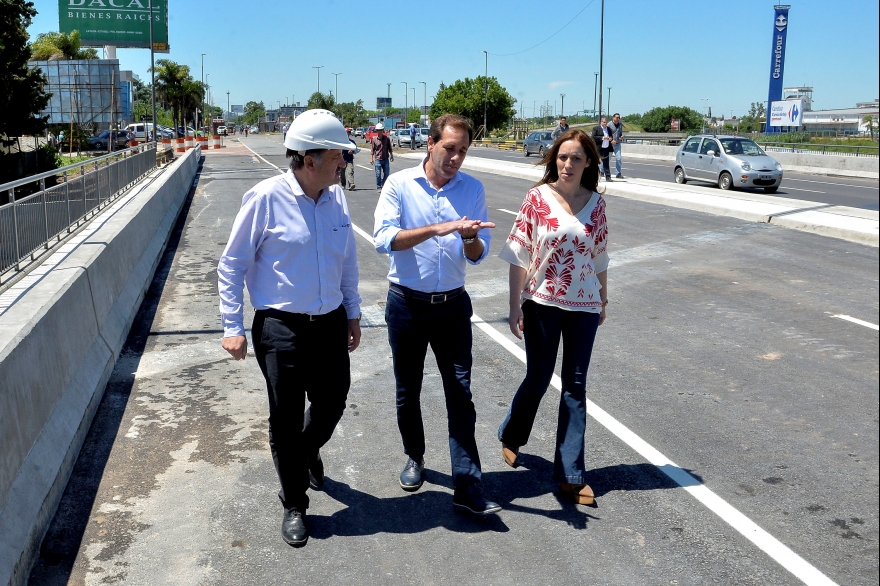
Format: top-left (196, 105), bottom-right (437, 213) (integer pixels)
top-left (497, 128), bottom-right (609, 505)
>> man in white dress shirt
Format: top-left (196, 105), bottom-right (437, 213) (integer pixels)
top-left (217, 110), bottom-right (362, 547)
top-left (373, 114), bottom-right (501, 515)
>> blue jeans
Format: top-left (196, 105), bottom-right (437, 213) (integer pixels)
top-left (613, 143), bottom-right (622, 175)
top-left (374, 159), bottom-right (390, 188)
top-left (385, 286), bottom-right (482, 487)
top-left (498, 300), bottom-right (600, 484)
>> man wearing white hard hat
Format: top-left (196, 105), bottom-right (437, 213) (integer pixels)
top-left (217, 109), bottom-right (362, 548)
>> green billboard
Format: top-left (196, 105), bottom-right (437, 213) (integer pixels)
top-left (58, 0), bottom-right (169, 51)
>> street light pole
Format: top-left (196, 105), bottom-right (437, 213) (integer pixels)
top-left (401, 82), bottom-right (408, 125)
top-left (412, 87), bottom-right (416, 124)
top-left (598, 0), bottom-right (605, 121)
top-left (201, 52), bottom-right (208, 133)
top-left (560, 94), bottom-right (565, 118)
top-left (226, 91), bottom-right (230, 119)
top-left (607, 87), bottom-right (611, 116)
top-left (419, 81), bottom-right (426, 124)
top-left (481, 50), bottom-right (488, 137)
top-left (332, 72), bottom-right (341, 103)
top-left (593, 72), bottom-right (598, 121)
top-left (148, 0), bottom-right (156, 144)
top-left (313, 65), bottom-right (324, 93)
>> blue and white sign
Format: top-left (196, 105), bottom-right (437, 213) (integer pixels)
top-left (765, 5), bottom-right (791, 133)
top-left (769, 99), bottom-right (803, 127)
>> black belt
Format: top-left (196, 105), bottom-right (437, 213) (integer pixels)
top-left (390, 284), bottom-right (465, 304)
top-left (258, 307), bottom-right (340, 322)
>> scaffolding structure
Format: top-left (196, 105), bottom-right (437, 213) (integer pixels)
top-left (29, 59), bottom-right (131, 132)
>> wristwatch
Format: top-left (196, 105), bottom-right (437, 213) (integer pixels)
top-left (462, 237), bottom-right (476, 244)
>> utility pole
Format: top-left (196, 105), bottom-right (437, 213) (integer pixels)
top-left (419, 81), bottom-right (426, 124)
top-left (201, 53), bottom-right (208, 133)
top-left (332, 72), bottom-right (341, 103)
top-left (593, 72), bottom-right (598, 121)
top-left (411, 87), bottom-right (416, 124)
top-left (313, 65), bottom-right (324, 93)
top-left (560, 94), bottom-right (565, 118)
top-left (598, 0), bottom-right (605, 121)
top-left (401, 81), bottom-right (408, 126)
top-left (226, 91), bottom-right (230, 119)
top-left (607, 87), bottom-right (611, 115)
top-left (481, 50), bottom-right (488, 137)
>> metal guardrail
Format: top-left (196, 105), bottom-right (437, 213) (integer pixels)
top-left (757, 142), bottom-right (879, 158)
top-left (0, 143), bottom-right (157, 283)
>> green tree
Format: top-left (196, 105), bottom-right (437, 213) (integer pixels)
top-left (242, 101), bottom-right (265, 125)
top-left (29, 30), bottom-right (98, 60)
top-left (863, 114), bottom-right (876, 140)
top-left (307, 91), bottom-right (335, 111)
top-left (430, 77), bottom-right (516, 132)
top-left (639, 106), bottom-right (703, 132)
top-left (0, 0), bottom-right (51, 147)
top-left (151, 59), bottom-right (203, 131)
top-left (333, 100), bottom-right (367, 127)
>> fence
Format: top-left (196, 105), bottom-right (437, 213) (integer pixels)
top-left (0, 143), bottom-right (157, 283)
top-left (758, 142), bottom-right (879, 158)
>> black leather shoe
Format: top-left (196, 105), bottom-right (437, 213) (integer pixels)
top-left (307, 452), bottom-right (324, 489)
top-left (616, 173), bottom-right (624, 179)
top-left (281, 508), bottom-right (308, 547)
top-left (453, 485), bottom-right (501, 515)
top-left (605, 176), bottom-right (613, 182)
top-left (399, 457), bottom-right (424, 492)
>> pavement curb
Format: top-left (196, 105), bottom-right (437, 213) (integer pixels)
top-left (398, 153), bottom-right (879, 247)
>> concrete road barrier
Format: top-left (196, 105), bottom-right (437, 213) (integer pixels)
top-left (0, 146), bottom-right (200, 586)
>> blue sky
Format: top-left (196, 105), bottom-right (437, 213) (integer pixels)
top-left (30, 0), bottom-right (879, 118)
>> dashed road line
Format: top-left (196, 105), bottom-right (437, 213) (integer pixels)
top-left (497, 208), bottom-right (519, 215)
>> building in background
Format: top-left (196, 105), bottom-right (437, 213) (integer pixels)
top-left (29, 59), bottom-right (131, 132)
top-left (801, 99), bottom-right (879, 136)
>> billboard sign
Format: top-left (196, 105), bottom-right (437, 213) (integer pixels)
top-left (769, 100), bottom-right (803, 127)
top-left (59, 0), bottom-right (169, 50)
top-left (377, 97), bottom-right (392, 110)
top-left (231, 104), bottom-right (244, 113)
top-left (670, 118), bottom-right (680, 131)
top-left (765, 5), bottom-right (790, 133)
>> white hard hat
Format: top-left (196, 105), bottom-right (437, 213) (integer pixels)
top-left (284, 109), bottom-right (353, 151)
top-left (375, 123), bottom-right (385, 130)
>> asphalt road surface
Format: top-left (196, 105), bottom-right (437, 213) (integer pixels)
top-left (464, 144), bottom-right (880, 211)
top-left (30, 134), bottom-right (878, 586)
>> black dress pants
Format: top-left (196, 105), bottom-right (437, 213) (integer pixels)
top-left (252, 305), bottom-right (350, 511)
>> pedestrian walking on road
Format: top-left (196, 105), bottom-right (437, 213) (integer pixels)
top-left (244, 125), bottom-right (248, 137)
top-left (608, 113), bottom-right (625, 178)
top-left (409, 124), bottom-right (418, 150)
top-left (373, 113), bottom-right (501, 516)
top-left (370, 123), bottom-right (394, 190)
top-left (551, 116), bottom-right (570, 142)
top-left (341, 128), bottom-right (357, 190)
top-left (498, 128), bottom-right (609, 506)
top-left (217, 109), bottom-right (362, 548)
top-left (591, 117), bottom-right (613, 181)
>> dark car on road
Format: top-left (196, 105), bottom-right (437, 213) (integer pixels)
top-left (87, 130), bottom-right (130, 150)
top-left (523, 131), bottom-right (554, 157)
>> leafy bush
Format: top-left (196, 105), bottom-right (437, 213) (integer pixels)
top-left (639, 106), bottom-right (703, 132)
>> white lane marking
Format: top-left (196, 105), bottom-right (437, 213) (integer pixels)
top-left (497, 208), bottom-right (519, 215)
top-left (831, 314), bottom-right (879, 330)
top-left (356, 164), bottom-right (373, 171)
top-left (347, 221), bottom-right (837, 586)
top-left (786, 177), bottom-right (878, 190)
top-left (783, 186), bottom-right (826, 194)
top-left (469, 315), bottom-right (837, 586)
top-left (351, 223), bottom-right (373, 243)
top-left (239, 142), bottom-right (283, 173)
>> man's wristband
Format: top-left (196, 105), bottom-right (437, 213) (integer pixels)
top-left (462, 236), bottom-right (476, 244)
top-left (602, 300), bottom-right (609, 307)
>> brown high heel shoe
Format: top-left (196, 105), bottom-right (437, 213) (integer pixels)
top-left (501, 443), bottom-right (519, 467)
top-left (560, 483), bottom-right (595, 505)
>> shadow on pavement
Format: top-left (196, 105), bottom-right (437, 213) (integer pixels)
top-left (27, 158), bottom-right (203, 585)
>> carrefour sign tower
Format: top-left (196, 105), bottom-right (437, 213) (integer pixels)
top-left (766, 5), bottom-right (791, 134)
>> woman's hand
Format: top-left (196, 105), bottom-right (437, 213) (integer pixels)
top-left (509, 305), bottom-right (524, 339)
top-left (599, 306), bottom-right (606, 326)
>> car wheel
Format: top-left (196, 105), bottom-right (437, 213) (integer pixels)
top-left (538, 146), bottom-right (545, 158)
top-left (718, 171), bottom-right (733, 191)
top-left (674, 167), bottom-right (687, 184)
top-left (764, 186), bottom-right (779, 194)
top-left (96, 142), bottom-right (105, 150)
top-left (523, 146), bottom-right (530, 157)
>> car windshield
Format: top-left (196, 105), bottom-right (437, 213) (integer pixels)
top-left (541, 132), bottom-right (552, 140)
top-left (720, 138), bottom-right (765, 156)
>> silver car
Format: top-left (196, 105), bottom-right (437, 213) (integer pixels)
top-left (396, 126), bottom-right (423, 148)
top-left (674, 135), bottom-right (783, 193)
top-left (523, 131), bottom-right (554, 157)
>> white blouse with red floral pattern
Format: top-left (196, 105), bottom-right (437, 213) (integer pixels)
top-left (499, 184), bottom-right (609, 313)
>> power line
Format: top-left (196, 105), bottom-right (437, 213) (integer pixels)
top-left (489, 0), bottom-right (596, 57)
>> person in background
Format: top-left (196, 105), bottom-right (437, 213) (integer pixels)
top-left (341, 128), bottom-right (357, 191)
top-left (591, 117), bottom-right (613, 182)
top-left (608, 113), bottom-right (625, 178)
top-left (551, 116), bottom-right (570, 141)
top-left (370, 123), bottom-right (394, 190)
top-left (409, 124), bottom-right (419, 150)
top-left (497, 128), bottom-right (609, 507)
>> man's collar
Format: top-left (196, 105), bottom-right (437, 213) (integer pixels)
top-left (419, 157), bottom-right (462, 190)
top-left (285, 169), bottom-right (332, 202)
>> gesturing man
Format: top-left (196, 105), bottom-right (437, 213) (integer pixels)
top-left (218, 109), bottom-right (362, 548)
top-left (373, 114), bottom-right (500, 515)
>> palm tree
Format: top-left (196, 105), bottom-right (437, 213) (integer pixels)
top-left (863, 115), bottom-right (876, 140)
top-left (152, 59), bottom-right (196, 133)
top-left (30, 30), bottom-right (98, 60)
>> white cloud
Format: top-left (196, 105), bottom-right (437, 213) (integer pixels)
top-left (549, 81), bottom-right (574, 90)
